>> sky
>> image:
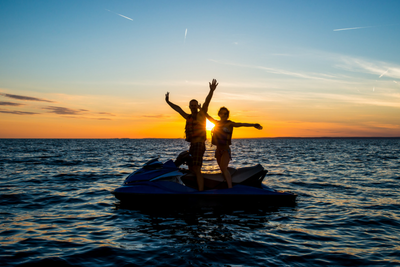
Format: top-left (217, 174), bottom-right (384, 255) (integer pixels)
top-left (1, 0), bottom-right (400, 138)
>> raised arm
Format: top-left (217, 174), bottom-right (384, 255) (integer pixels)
top-left (205, 113), bottom-right (218, 124)
top-left (165, 92), bottom-right (189, 119)
top-left (201, 79), bottom-right (218, 113)
top-left (231, 122), bottom-right (263, 130)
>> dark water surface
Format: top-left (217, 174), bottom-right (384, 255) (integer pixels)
top-left (1, 138), bottom-right (399, 266)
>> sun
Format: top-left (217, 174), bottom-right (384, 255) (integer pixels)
top-left (206, 119), bottom-right (215, 131)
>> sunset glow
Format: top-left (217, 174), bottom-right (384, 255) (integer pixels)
top-left (206, 119), bottom-right (215, 132)
top-left (0, 1), bottom-right (399, 138)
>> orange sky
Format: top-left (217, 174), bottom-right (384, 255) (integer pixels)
top-left (1, 89), bottom-right (399, 138)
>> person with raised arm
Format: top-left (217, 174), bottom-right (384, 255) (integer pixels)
top-left (206, 107), bottom-right (263, 188)
top-left (165, 79), bottom-right (218, 191)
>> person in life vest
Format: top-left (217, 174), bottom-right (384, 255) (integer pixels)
top-left (206, 107), bottom-right (263, 188)
top-left (165, 79), bottom-right (218, 191)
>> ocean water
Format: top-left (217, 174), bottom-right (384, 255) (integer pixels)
top-left (1, 138), bottom-right (399, 266)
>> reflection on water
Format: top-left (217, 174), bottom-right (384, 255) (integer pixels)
top-left (1, 138), bottom-right (400, 266)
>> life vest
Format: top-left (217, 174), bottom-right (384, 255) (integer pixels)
top-left (211, 120), bottom-right (233, 146)
top-left (185, 115), bottom-right (206, 142)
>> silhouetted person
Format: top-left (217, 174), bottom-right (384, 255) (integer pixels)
top-left (206, 107), bottom-right (262, 188)
top-left (165, 79), bottom-right (218, 191)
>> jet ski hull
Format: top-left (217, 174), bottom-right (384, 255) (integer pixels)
top-left (112, 182), bottom-right (297, 209)
top-left (112, 157), bottom-right (297, 209)
top-left (113, 192), bottom-right (296, 209)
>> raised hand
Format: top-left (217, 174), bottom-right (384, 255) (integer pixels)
top-left (254, 124), bottom-right (263, 130)
top-left (165, 92), bottom-right (170, 102)
top-left (209, 79), bottom-right (218, 91)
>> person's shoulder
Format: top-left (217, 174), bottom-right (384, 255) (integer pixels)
top-left (227, 121), bottom-right (236, 128)
top-left (198, 109), bottom-right (207, 118)
top-left (199, 107), bottom-right (208, 114)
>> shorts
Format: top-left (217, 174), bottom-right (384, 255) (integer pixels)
top-left (215, 147), bottom-right (232, 161)
top-left (189, 142), bottom-right (206, 167)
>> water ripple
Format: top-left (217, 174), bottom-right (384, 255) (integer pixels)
top-left (0, 138), bottom-right (400, 266)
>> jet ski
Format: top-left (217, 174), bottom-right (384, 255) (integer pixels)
top-left (112, 152), bottom-right (297, 209)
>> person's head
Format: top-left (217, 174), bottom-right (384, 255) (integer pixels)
top-left (189, 99), bottom-right (200, 114)
top-left (218, 107), bottom-right (230, 120)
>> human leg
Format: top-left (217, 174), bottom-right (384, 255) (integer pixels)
top-left (189, 142), bottom-right (206, 191)
top-left (217, 149), bottom-right (232, 188)
top-left (192, 165), bottom-right (204, 191)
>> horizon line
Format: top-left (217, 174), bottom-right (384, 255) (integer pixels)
top-left (1, 137), bottom-right (399, 140)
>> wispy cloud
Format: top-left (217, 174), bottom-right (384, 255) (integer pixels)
top-left (217, 92), bottom-right (270, 102)
top-left (333, 26), bottom-right (372, 31)
top-left (43, 106), bottom-right (117, 119)
top-left (98, 112), bottom-right (116, 116)
top-left (105, 9), bottom-right (133, 21)
top-left (0, 101), bottom-right (24, 106)
top-left (62, 116), bottom-right (112, 120)
top-left (338, 57), bottom-right (400, 79)
top-left (43, 106), bottom-right (89, 115)
top-left (379, 69), bottom-right (389, 78)
top-left (0, 93), bottom-right (54, 102)
top-left (142, 114), bottom-right (171, 118)
top-left (216, 90), bottom-right (400, 109)
top-left (0, 108), bottom-right (39, 115)
top-left (307, 92), bottom-right (400, 108)
top-left (209, 59), bottom-right (338, 81)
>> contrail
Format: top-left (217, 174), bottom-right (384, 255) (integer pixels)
top-left (105, 9), bottom-right (133, 21)
top-left (333, 26), bottom-right (371, 31)
top-left (379, 69), bottom-right (389, 78)
top-left (117, 13), bottom-right (133, 21)
top-left (184, 28), bottom-right (187, 43)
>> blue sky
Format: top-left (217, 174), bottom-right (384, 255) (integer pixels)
top-left (1, 0), bottom-right (399, 137)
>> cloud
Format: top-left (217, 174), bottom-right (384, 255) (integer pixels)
top-left (338, 57), bottom-right (400, 79)
top-left (43, 106), bottom-right (88, 115)
top-left (368, 122), bottom-right (400, 129)
top-left (217, 92), bottom-right (270, 102)
top-left (43, 106), bottom-right (114, 119)
top-left (307, 92), bottom-right (400, 108)
top-left (333, 26), bottom-right (372, 31)
top-left (0, 108), bottom-right (39, 115)
top-left (0, 93), bottom-right (54, 102)
top-left (62, 116), bottom-right (112, 120)
top-left (142, 114), bottom-right (171, 118)
top-left (0, 101), bottom-right (24, 106)
top-left (209, 59), bottom-right (338, 81)
top-left (216, 90), bottom-right (400, 109)
top-left (98, 112), bottom-right (116, 116)
top-left (379, 69), bottom-right (389, 78)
